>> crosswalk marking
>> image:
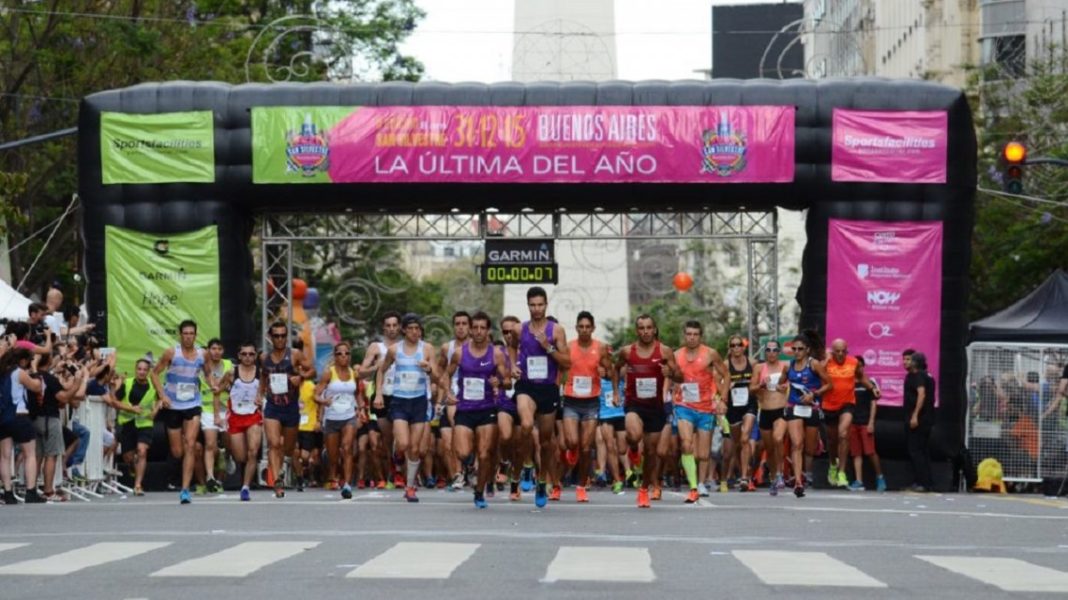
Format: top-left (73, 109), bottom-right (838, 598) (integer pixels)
top-left (348, 542), bottom-right (479, 579)
top-left (543, 546), bottom-right (655, 583)
top-left (151, 542), bottom-right (320, 577)
top-left (732, 550), bottom-right (887, 587)
top-left (916, 555), bottom-right (1068, 593)
top-left (0, 544), bottom-right (28, 554)
top-left (0, 542), bottom-right (171, 576)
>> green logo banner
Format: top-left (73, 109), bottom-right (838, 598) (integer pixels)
top-left (252, 107), bottom-right (353, 183)
top-left (101, 111), bottom-right (215, 184)
top-left (104, 225), bottom-right (220, 377)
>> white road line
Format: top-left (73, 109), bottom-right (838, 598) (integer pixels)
top-left (916, 555), bottom-right (1068, 593)
top-left (0, 542), bottom-right (170, 575)
top-left (0, 543), bottom-right (28, 553)
top-left (348, 542), bottom-right (479, 579)
top-left (543, 546), bottom-right (655, 583)
top-left (733, 550), bottom-right (887, 587)
top-left (151, 541), bottom-right (319, 577)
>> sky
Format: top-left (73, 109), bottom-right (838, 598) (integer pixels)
top-left (401, 0), bottom-right (790, 82)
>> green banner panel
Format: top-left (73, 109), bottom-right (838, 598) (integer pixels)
top-left (101, 111), bottom-right (215, 184)
top-left (251, 106), bottom-right (352, 183)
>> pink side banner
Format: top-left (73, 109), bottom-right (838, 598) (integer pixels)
top-left (327, 105), bottom-right (795, 183)
top-left (825, 220), bottom-right (942, 408)
top-left (831, 109), bottom-right (948, 184)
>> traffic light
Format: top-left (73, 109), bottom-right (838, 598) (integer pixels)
top-left (1002, 141), bottom-right (1026, 194)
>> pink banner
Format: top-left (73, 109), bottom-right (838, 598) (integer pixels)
top-left (831, 109), bottom-right (948, 184)
top-left (826, 220), bottom-right (942, 408)
top-left (326, 105), bottom-right (795, 183)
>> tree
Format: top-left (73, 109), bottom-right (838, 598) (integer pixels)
top-left (0, 0), bottom-right (423, 302)
top-left (966, 26), bottom-right (1068, 321)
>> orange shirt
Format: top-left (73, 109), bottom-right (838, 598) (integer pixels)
top-left (674, 345), bottom-right (717, 414)
top-left (564, 339), bottom-right (603, 399)
top-left (823, 355), bottom-right (858, 411)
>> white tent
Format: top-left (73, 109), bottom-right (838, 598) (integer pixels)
top-left (0, 277), bottom-right (31, 321)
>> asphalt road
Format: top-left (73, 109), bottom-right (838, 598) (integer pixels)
top-left (2, 485), bottom-right (1068, 599)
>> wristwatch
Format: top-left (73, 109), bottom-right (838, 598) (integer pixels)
top-left (546, 344), bottom-right (556, 354)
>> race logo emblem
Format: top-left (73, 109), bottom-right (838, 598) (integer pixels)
top-left (285, 114), bottom-right (329, 176)
top-left (701, 111), bottom-right (748, 176)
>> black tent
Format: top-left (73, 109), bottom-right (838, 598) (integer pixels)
top-left (969, 270), bottom-right (1068, 343)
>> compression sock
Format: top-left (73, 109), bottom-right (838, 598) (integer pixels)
top-left (406, 459), bottom-right (420, 488)
top-left (681, 454), bottom-right (698, 490)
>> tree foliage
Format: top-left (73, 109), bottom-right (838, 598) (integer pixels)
top-left (966, 30), bottom-right (1068, 321)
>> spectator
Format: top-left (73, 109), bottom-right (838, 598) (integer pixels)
top-left (33, 353), bottom-right (84, 499)
top-left (43, 288), bottom-right (94, 339)
top-left (0, 347), bottom-right (46, 503)
top-left (4, 321), bottom-right (52, 356)
top-left (26, 302), bottom-right (49, 345)
top-left (904, 351), bottom-right (936, 492)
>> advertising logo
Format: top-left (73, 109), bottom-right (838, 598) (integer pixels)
top-left (867, 322), bottom-right (893, 339)
top-left (286, 114), bottom-right (330, 176)
top-left (867, 290), bottom-right (901, 307)
top-left (701, 111), bottom-right (748, 176)
top-left (857, 263), bottom-right (870, 279)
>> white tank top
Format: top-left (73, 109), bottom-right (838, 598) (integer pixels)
top-left (229, 367), bottom-right (260, 416)
top-left (324, 366), bottom-right (358, 421)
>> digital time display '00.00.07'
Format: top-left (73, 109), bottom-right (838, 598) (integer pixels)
top-left (480, 263), bottom-right (559, 285)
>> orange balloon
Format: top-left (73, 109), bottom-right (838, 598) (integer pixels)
top-left (673, 272), bottom-right (694, 292)
top-left (292, 278), bottom-right (308, 301)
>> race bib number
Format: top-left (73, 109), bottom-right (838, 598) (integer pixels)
top-left (230, 388), bottom-right (257, 415)
top-left (636, 377), bottom-right (657, 399)
top-left (731, 387), bottom-right (749, 407)
top-left (572, 376), bottom-right (593, 396)
top-left (176, 383), bottom-right (196, 402)
top-left (526, 356), bottom-right (548, 380)
top-left (680, 383), bottom-right (700, 404)
top-left (397, 371), bottom-right (422, 393)
top-left (269, 373), bottom-right (288, 395)
top-left (766, 373), bottom-right (781, 391)
top-left (793, 404), bottom-right (813, 419)
top-left (382, 365), bottom-right (396, 395)
top-left (333, 393), bottom-right (355, 411)
top-left (603, 388), bottom-right (615, 406)
top-left (463, 377), bottom-right (485, 401)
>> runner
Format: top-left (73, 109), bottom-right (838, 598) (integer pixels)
top-left (597, 364), bottom-right (627, 495)
top-left (784, 331), bottom-right (831, 498)
top-left (151, 319), bottom-right (215, 505)
top-left (749, 340), bottom-right (789, 496)
top-left (445, 311), bottom-right (509, 509)
top-left (376, 313), bottom-right (440, 503)
top-left (511, 287), bottom-right (571, 508)
top-left (561, 311), bottom-right (614, 503)
top-left (259, 320), bottom-right (315, 499)
top-left (724, 335), bottom-right (758, 492)
top-left (224, 342), bottom-right (264, 501)
top-left (200, 338), bottom-right (230, 494)
top-left (438, 311), bottom-right (470, 491)
top-left (358, 311), bottom-right (401, 489)
top-left (315, 341), bottom-right (361, 499)
top-left (616, 314), bottom-right (682, 508)
top-left (823, 338), bottom-right (862, 489)
top-left (297, 374), bottom-right (322, 489)
top-left (116, 358), bottom-right (159, 496)
top-left (498, 316), bottom-right (525, 501)
top-left (674, 320), bottom-right (729, 503)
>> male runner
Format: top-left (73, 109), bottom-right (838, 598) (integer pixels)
top-left (823, 338), bottom-right (869, 488)
top-left (259, 320), bottom-right (315, 498)
top-left (200, 338), bottom-right (230, 493)
top-left (446, 312), bottom-right (509, 508)
top-left (511, 287), bottom-right (571, 508)
top-left (724, 335), bottom-right (757, 491)
top-left (359, 311), bottom-right (401, 488)
top-left (562, 311), bottom-right (614, 503)
top-left (674, 320), bottom-right (728, 503)
top-left (377, 313), bottom-right (440, 502)
top-left (749, 340), bottom-right (790, 496)
top-left (224, 342), bottom-right (264, 501)
top-left (498, 316), bottom-right (525, 500)
top-left (151, 319), bottom-right (215, 504)
top-left (597, 365), bottom-right (627, 494)
top-left (616, 314), bottom-right (682, 508)
top-left (438, 311), bottom-right (470, 491)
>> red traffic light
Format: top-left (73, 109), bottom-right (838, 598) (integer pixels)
top-left (1003, 141), bottom-right (1027, 164)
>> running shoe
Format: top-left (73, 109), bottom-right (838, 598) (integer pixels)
top-left (534, 482), bottom-right (548, 508)
top-left (876, 475), bottom-right (887, 493)
top-left (594, 470), bottom-right (608, 488)
top-left (385, 481), bottom-right (395, 490)
top-left (509, 482), bottom-right (521, 501)
top-left (626, 447), bottom-right (642, 468)
top-left (685, 488), bottom-right (699, 504)
top-left (747, 479), bottom-right (757, 492)
top-left (450, 473), bottom-right (465, 491)
top-left (611, 480), bottom-right (624, 495)
top-left (3, 489), bottom-right (17, 505)
top-left (564, 448), bottom-right (578, 467)
top-left (133, 486), bottom-right (145, 497)
top-left (520, 466), bottom-right (535, 493)
top-left (436, 477), bottom-right (447, 489)
top-left (803, 472), bottom-right (814, 489)
top-left (274, 483), bottom-right (285, 499)
top-left (179, 489), bottom-right (192, 504)
top-left (637, 486), bottom-right (651, 508)
top-left (770, 475), bottom-right (783, 497)
top-left (576, 486), bottom-right (589, 503)
top-left (376, 480), bottom-right (387, 490)
top-left (697, 482), bottom-right (710, 497)
top-left (836, 471), bottom-right (849, 488)
top-left (737, 479), bottom-right (749, 493)
top-left (651, 486), bottom-right (662, 501)
top-left (848, 480), bottom-right (865, 492)
top-left (404, 487), bottom-right (419, 503)
top-left (793, 484), bottom-right (806, 498)
top-left (206, 478), bottom-right (223, 494)
top-left (393, 472), bottom-right (406, 488)
top-left (719, 480), bottom-right (729, 494)
top-left (474, 491), bottom-right (488, 509)
top-left (341, 484), bottom-right (353, 499)
top-left (549, 484), bottom-right (562, 501)
top-left (240, 486), bottom-right (251, 502)
top-left (357, 479), bottom-right (367, 490)
top-left (827, 462), bottom-right (839, 486)
top-left (195, 484), bottom-right (207, 496)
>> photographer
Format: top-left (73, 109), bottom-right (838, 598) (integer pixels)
top-left (33, 353), bottom-right (84, 499)
top-left (4, 322), bottom-right (53, 357)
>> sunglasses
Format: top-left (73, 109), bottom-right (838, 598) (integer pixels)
top-left (793, 346), bottom-right (808, 352)
top-left (335, 351), bottom-right (350, 356)
top-left (729, 343), bottom-right (744, 348)
top-left (764, 347), bottom-right (779, 353)
top-left (270, 333), bottom-right (287, 339)
top-left (238, 351), bottom-right (256, 357)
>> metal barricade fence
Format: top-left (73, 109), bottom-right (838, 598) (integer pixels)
top-left (966, 343), bottom-right (1068, 482)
